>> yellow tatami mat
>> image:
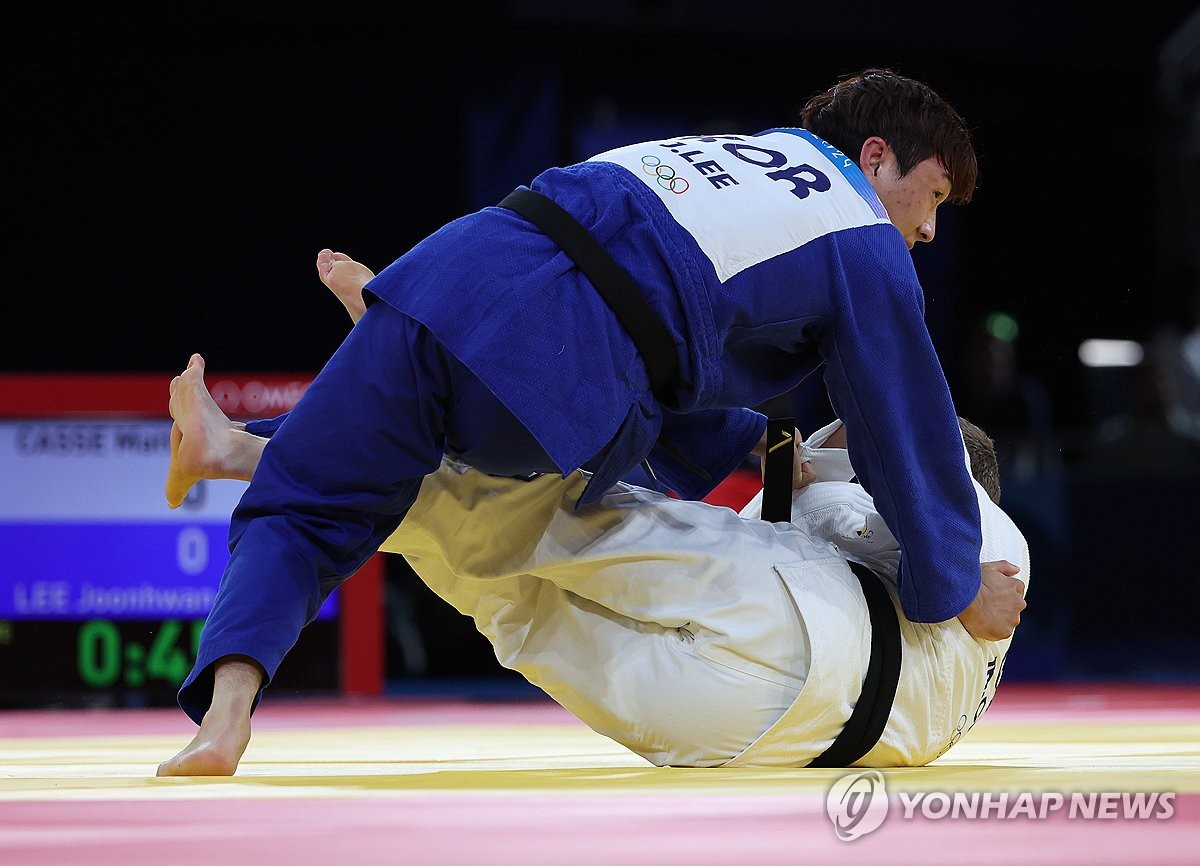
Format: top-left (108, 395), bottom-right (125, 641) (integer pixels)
top-left (1, 684), bottom-right (1197, 865)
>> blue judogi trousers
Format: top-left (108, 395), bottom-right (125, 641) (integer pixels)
top-left (178, 301), bottom-right (562, 723)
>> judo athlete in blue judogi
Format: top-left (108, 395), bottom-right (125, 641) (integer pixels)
top-left (157, 68), bottom-right (1026, 776)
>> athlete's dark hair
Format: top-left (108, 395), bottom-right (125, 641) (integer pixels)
top-left (800, 68), bottom-right (978, 204)
top-left (958, 416), bottom-right (1001, 504)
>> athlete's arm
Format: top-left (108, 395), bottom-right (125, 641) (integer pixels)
top-left (815, 227), bottom-right (983, 624)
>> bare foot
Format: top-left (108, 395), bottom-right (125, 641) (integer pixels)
top-left (316, 248), bottom-right (375, 324)
top-left (156, 657), bottom-right (261, 777)
top-left (155, 705), bottom-right (251, 776)
top-left (165, 354), bottom-right (264, 508)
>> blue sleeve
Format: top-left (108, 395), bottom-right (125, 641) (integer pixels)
top-left (649, 407), bottom-right (767, 500)
top-left (244, 413), bottom-right (289, 438)
top-left (818, 228), bottom-right (982, 622)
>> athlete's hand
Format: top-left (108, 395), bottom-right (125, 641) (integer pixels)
top-left (957, 560), bottom-right (1026, 641)
top-left (752, 427), bottom-right (817, 491)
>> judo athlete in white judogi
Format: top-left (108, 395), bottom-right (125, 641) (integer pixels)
top-left (384, 419), bottom-right (1029, 768)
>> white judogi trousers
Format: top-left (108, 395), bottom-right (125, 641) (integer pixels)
top-left (381, 427), bottom-right (1029, 768)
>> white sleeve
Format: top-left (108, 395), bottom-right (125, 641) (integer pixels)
top-left (790, 481), bottom-right (902, 579)
top-left (736, 420), bottom-right (858, 522)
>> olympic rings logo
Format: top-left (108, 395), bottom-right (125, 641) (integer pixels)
top-left (641, 155), bottom-right (690, 194)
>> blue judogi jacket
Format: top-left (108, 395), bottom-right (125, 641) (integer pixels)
top-left (189, 128), bottom-right (984, 724)
top-left (363, 129), bottom-right (983, 623)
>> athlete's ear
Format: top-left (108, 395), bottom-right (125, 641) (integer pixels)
top-left (859, 136), bottom-right (890, 179)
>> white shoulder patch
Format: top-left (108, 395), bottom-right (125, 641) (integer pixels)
top-left (589, 130), bottom-right (890, 282)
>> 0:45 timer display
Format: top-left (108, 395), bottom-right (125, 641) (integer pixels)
top-left (0, 616), bottom-right (340, 707)
top-left (76, 618), bottom-right (203, 688)
top-left (0, 618), bottom-right (203, 703)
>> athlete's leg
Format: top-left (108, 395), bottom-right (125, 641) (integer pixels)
top-left (166, 304), bottom-right (451, 775)
top-left (316, 248), bottom-right (374, 324)
top-left (164, 249), bottom-right (378, 508)
top-left (165, 354), bottom-right (267, 508)
top-left (156, 656), bottom-right (262, 776)
top-left (164, 303), bottom-right (565, 775)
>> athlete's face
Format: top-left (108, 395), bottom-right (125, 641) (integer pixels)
top-left (862, 139), bottom-right (952, 250)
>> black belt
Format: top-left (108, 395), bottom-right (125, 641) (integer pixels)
top-left (498, 187), bottom-right (680, 398)
top-left (760, 417), bottom-right (796, 524)
top-left (807, 560), bottom-right (903, 768)
top-left (760, 420), bottom-right (899, 765)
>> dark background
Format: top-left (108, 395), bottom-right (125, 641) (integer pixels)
top-left (4, 3), bottom-right (1199, 690)
top-left (4, 5), bottom-right (1195, 387)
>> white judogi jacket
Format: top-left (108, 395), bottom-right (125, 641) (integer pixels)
top-left (730, 421), bottom-right (1029, 766)
top-left (383, 425), bottom-right (1029, 768)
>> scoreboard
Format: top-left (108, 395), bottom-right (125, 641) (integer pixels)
top-left (0, 373), bottom-right (383, 707)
